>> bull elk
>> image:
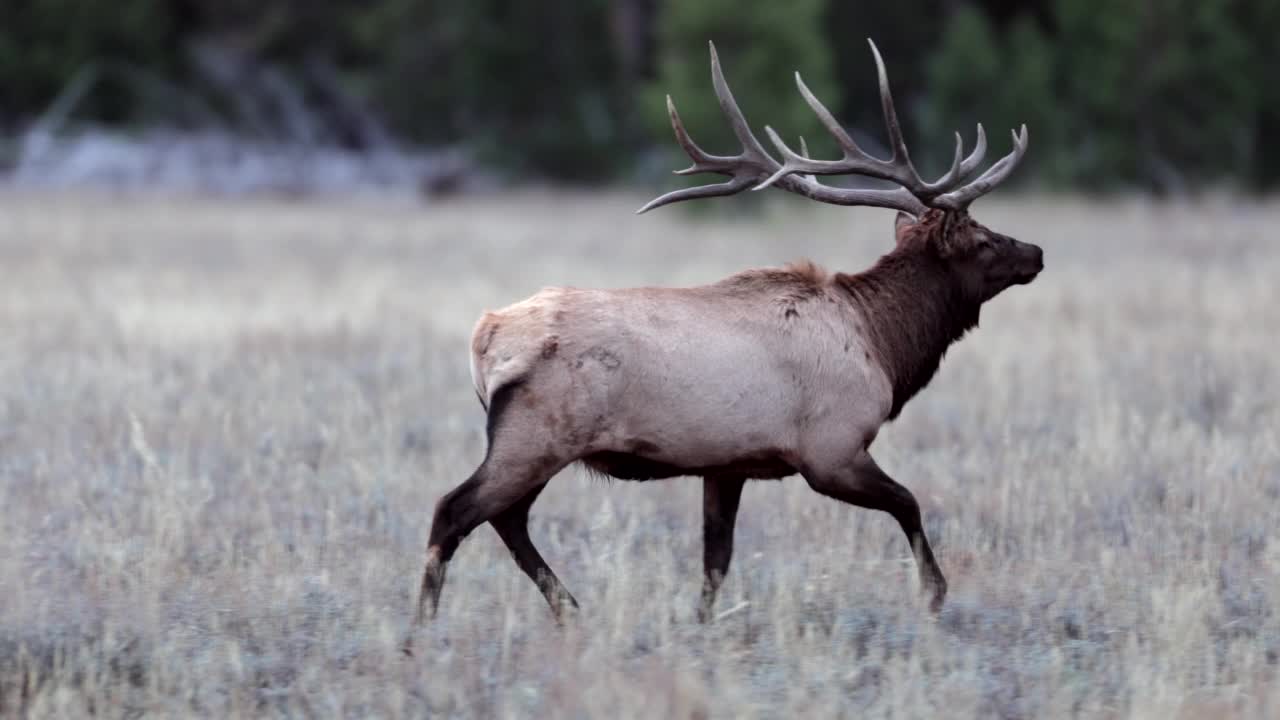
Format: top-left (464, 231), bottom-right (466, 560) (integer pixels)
top-left (411, 40), bottom-right (1042, 634)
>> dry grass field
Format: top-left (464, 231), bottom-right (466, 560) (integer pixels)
top-left (0, 190), bottom-right (1277, 717)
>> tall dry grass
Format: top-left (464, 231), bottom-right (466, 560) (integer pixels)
top-left (0, 190), bottom-right (1277, 717)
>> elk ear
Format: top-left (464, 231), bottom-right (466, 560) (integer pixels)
top-left (933, 213), bottom-right (974, 258)
top-left (894, 211), bottom-right (917, 245)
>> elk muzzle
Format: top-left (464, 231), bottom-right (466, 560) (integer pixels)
top-left (1010, 241), bottom-right (1044, 285)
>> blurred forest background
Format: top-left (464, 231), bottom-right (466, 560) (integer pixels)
top-left (2, 0), bottom-right (1279, 194)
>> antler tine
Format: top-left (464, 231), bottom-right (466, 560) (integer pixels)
top-left (928, 132), bottom-right (967, 189)
top-left (934, 125), bottom-right (1029, 210)
top-left (797, 136), bottom-right (816, 182)
top-left (958, 124), bottom-right (988, 179)
top-left (636, 175), bottom-right (758, 214)
top-left (794, 72), bottom-right (859, 150)
top-left (708, 42), bottom-right (774, 162)
top-left (868, 40), bottom-right (916, 173)
top-left (664, 95), bottom-right (734, 176)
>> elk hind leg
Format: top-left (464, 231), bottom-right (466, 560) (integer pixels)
top-left (699, 475), bottom-right (746, 622)
top-left (413, 380), bottom-right (576, 629)
top-left (413, 465), bottom-right (488, 627)
top-left (490, 483), bottom-right (578, 621)
top-left (414, 455), bottom-right (569, 626)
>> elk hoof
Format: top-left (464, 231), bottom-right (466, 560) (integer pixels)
top-left (924, 575), bottom-right (948, 614)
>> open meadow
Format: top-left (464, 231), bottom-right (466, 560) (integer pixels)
top-left (0, 190), bottom-right (1277, 717)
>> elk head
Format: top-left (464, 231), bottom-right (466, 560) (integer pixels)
top-left (894, 210), bottom-right (1043, 304)
top-left (638, 40), bottom-right (1042, 298)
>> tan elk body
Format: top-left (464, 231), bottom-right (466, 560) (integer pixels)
top-left (471, 263), bottom-right (889, 478)
top-left (409, 41), bottom-right (1043, 642)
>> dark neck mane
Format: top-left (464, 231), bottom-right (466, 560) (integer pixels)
top-left (836, 251), bottom-right (980, 419)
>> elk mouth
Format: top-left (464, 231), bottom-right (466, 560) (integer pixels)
top-left (1011, 264), bottom-right (1042, 285)
top-left (1010, 247), bottom-right (1044, 285)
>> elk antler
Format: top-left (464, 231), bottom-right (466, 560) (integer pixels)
top-left (639, 40), bottom-right (1028, 215)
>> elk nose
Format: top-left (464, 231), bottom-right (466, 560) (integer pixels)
top-left (1029, 244), bottom-right (1044, 270)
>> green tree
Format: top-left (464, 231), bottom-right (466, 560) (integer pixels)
top-left (924, 8), bottom-right (1063, 187)
top-left (1141, 0), bottom-right (1254, 191)
top-left (1241, 0), bottom-right (1280, 187)
top-left (922, 7), bottom-right (1003, 175)
top-left (1055, 0), bottom-right (1260, 190)
top-left (354, 0), bottom-right (625, 180)
top-left (926, 1), bottom-right (1263, 191)
top-left (824, 0), bottom-right (943, 155)
top-left (998, 16), bottom-right (1057, 183)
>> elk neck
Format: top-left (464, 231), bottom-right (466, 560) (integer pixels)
top-left (835, 250), bottom-right (980, 419)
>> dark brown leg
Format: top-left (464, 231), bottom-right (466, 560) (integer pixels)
top-left (412, 455), bottom-right (567, 631)
top-left (803, 453), bottom-right (947, 612)
top-left (490, 483), bottom-right (579, 620)
top-left (699, 475), bottom-right (746, 622)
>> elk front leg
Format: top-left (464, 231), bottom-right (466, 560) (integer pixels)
top-left (490, 483), bottom-right (579, 621)
top-left (803, 453), bottom-right (947, 612)
top-left (699, 475), bottom-right (746, 622)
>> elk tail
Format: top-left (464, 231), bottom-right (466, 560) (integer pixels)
top-left (469, 345), bottom-right (489, 411)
